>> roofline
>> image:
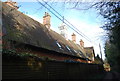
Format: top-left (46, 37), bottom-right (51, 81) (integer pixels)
top-left (9, 40), bottom-right (90, 61)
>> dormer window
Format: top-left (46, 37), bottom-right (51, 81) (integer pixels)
top-left (66, 45), bottom-right (70, 51)
top-left (56, 42), bottom-right (61, 48)
top-left (66, 45), bottom-right (72, 53)
top-left (56, 41), bottom-right (62, 50)
top-left (32, 25), bottom-right (36, 29)
top-left (79, 51), bottom-right (82, 55)
top-left (73, 49), bottom-right (77, 53)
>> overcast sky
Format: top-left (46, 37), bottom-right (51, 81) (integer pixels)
top-left (2, 0), bottom-right (107, 60)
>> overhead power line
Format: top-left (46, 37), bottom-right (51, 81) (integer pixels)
top-left (36, 0), bottom-right (84, 37)
top-left (42, 0), bottom-right (92, 41)
top-left (36, 0), bottom-right (98, 45)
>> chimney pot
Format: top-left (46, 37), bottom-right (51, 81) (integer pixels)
top-left (80, 39), bottom-right (84, 47)
top-left (43, 12), bottom-right (51, 30)
top-left (71, 33), bottom-right (76, 43)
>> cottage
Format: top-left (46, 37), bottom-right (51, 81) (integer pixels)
top-left (2, 2), bottom-right (95, 63)
top-left (84, 47), bottom-right (95, 61)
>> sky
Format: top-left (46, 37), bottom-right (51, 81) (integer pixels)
top-left (2, 0), bottom-right (107, 60)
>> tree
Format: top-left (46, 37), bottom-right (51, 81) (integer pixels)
top-left (64, 1), bottom-right (120, 71)
top-left (96, 2), bottom-right (120, 72)
top-left (61, 1), bottom-right (120, 71)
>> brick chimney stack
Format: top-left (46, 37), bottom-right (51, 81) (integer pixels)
top-left (80, 39), bottom-right (84, 47)
top-left (43, 12), bottom-right (51, 30)
top-left (5, 0), bottom-right (19, 9)
top-left (71, 33), bottom-right (76, 43)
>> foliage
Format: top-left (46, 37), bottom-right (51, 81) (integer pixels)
top-left (3, 48), bottom-right (57, 62)
top-left (3, 49), bottom-right (36, 57)
top-left (66, 1), bottom-right (120, 70)
top-left (93, 54), bottom-right (103, 64)
top-left (95, 2), bottom-right (120, 72)
top-left (104, 41), bottom-right (120, 72)
top-left (3, 48), bottom-right (44, 70)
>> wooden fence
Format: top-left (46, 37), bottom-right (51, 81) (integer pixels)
top-left (2, 53), bottom-right (104, 79)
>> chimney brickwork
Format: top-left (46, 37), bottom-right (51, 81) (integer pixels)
top-left (5, 0), bottom-right (19, 9)
top-left (71, 33), bottom-right (76, 43)
top-left (43, 12), bottom-right (51, 30)
top-left (80, 39), bottom-right (84, 47)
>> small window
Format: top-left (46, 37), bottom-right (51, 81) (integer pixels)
top-left (56, 41), bottom-right (62, 49)
top-left (73, 49), bottom-right (77, 53)
top-left (66, 45), bottom-right (71, 51)
top-left (66, 45), bottom-right (73, 53)
top-left (79, 51), bottom-right (82, 55)
top-left (32, 25), bottom-right (36, 29)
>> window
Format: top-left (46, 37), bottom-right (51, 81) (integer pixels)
top-left (79, 51), bottom-right (82, 55)
top-left (32, 25), bottom-right (36, 29)
top-left (56, 41), bottom-right (62, 50)
top-left (73, 49), bottom-right (77, 53)
top-left (66, 45), bottom-right (72, 53)
top-left (56, 42), bottom-right (61, 48)
top-left (66, 45), bottom-right (71, 51)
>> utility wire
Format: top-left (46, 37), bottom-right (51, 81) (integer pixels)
top-left (36, 0), bottom-right (86, 37)
top-left (30, 2), bottom-right (48, 15)
top-left (39, 0), bottom-right (95, 44)
top-left (43, 0), bottom-right (96, 43)
top-left (42, 0), bottom-right (93, 42)
top-left (37, 0), bottom-right (98, 45)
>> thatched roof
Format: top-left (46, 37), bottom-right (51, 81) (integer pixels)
top-left (2, 2), bottom-right (87, 59)
top-left (84, 47), bottom-right (95, 60)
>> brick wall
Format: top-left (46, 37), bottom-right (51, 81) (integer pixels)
top-left (16, 48), bottom-right (88, 63)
